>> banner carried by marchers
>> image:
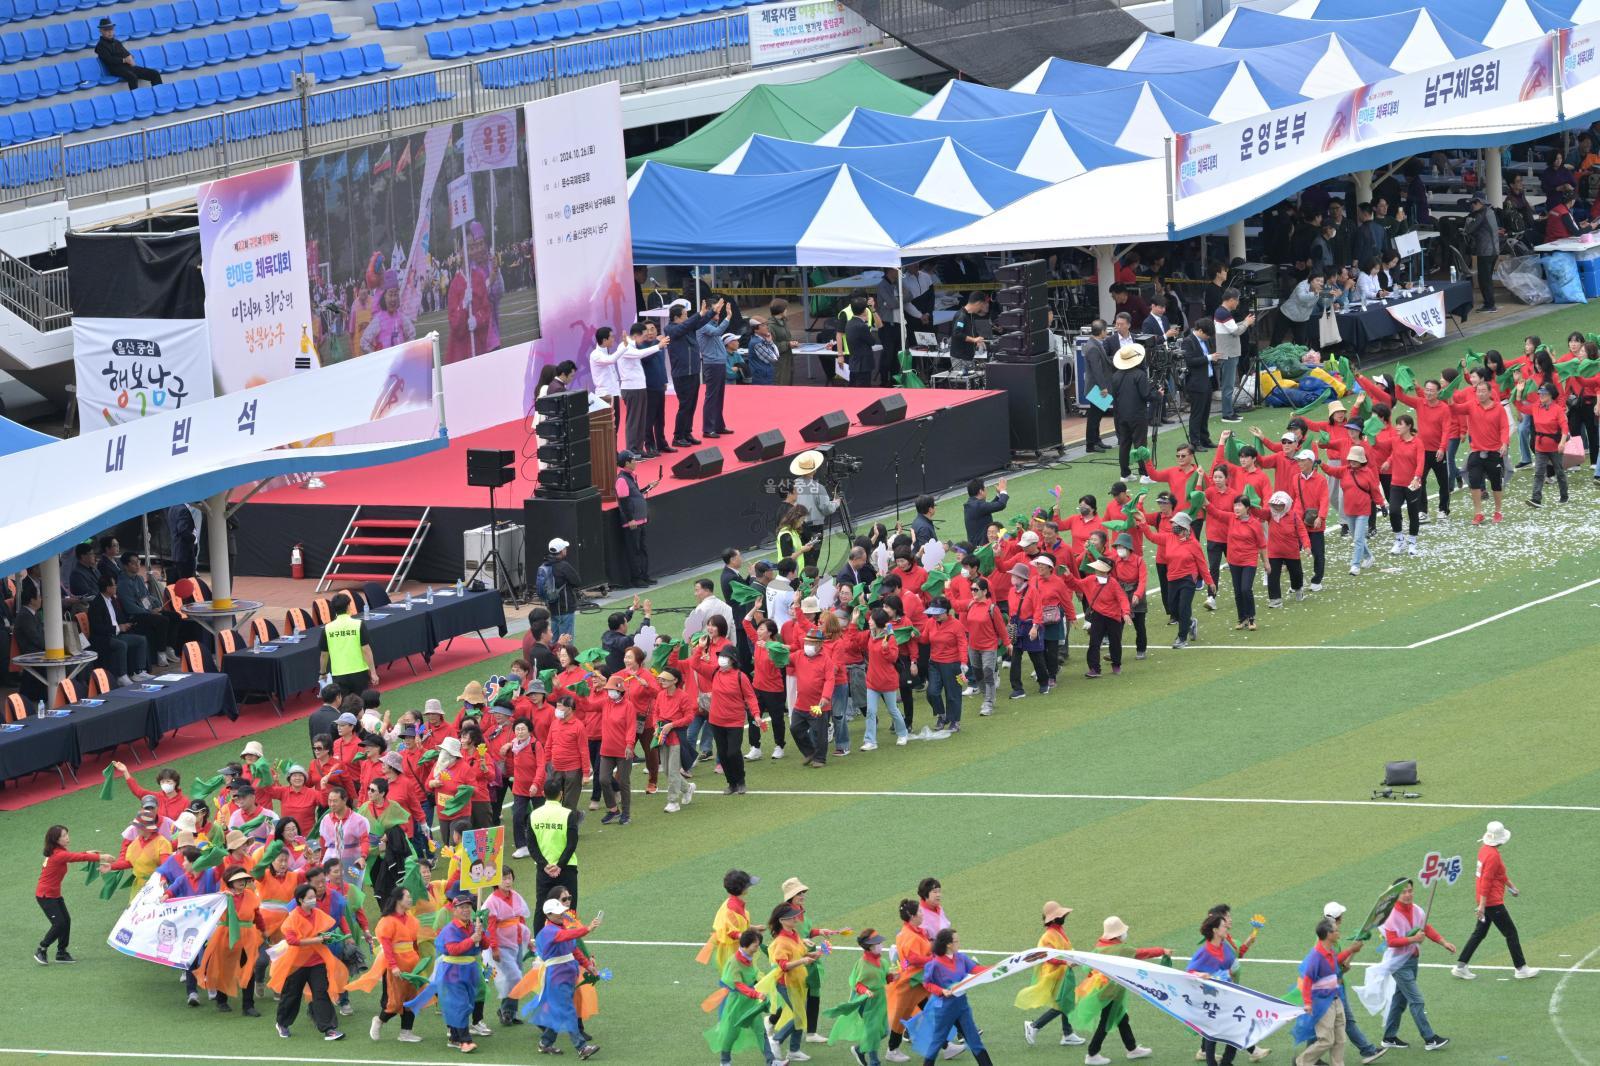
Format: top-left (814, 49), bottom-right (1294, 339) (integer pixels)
top-left (107, 875), bottom-right (229, 969)
top-left (459, 826), bottom-right (504, 892)
top-left (948, 949), bottom-right (1303, 1050)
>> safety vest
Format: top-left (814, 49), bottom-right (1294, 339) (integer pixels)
top-left (529, 801), bottom-right (576, 868)
top-left (323, 614), bottom-right (366, 676)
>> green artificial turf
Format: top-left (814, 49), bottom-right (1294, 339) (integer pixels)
top-left (4, 304), bottom-right (1599, 1065)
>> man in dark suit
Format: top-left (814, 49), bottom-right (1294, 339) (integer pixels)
top-left (1182, 319), bottom-right (1220, 450)
top-left (1082, 319), bottom-right (1113, 452)
top-left (963, 477), bottom-right (1008, 546)
top-left (96, 536), bottom-right (123, 589)
top-left (834, 545), bottom-right (876, 589)
top-left (12, 582), bottom-right (47, 706)
top-left (88, 572), bottom-right (150, 685)
top-left (68, 543), bottom-right (100, 604)
top-left (307, 683), bottom-right (344, 747)
top-left (116, 552), bottom-right (175, 667)
top-left (166, 502), bottom-right (198, 580)
top-left (1142, 296), bottom-right (1183, 425)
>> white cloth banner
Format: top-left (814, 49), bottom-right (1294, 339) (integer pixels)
top-left (1356, 903), bottom-right (1430, 1015)
top-left (108, 875), bottom-right (229, 970)
top-left (0, 338), bottom-right (438, 573)
top-left (949, 949), bottom-right (1304, 1050)
top-left (72, 317), bottom-right (215, 430)
top-left (747, 1), bottom-right (881, 68)
top-left (1385, 290), bottom-right (1449, 338)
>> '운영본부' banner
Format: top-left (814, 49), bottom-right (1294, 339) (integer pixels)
top-left (198, 161), bottom-right (317, 394)
top-left (747, 1), bottom-right (881, 68)
top-left (72, 318), bottom-right (215, 430)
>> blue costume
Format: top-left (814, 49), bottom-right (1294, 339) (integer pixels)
top-left (1186, 941), bottom-right (1241, 1064)
top-left (405, 918), bottom-right (483, 1040)
top-left (530, 917), bottom-right (587, 1049)
top-left (905, 952), bottom-right (986, 1061)
top-left (1291, 943), bottom-right (1341, 1045)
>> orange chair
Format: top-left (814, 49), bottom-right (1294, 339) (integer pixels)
top-left (284, 608), bottom-right (312, 634)
top-left (218, 630), bottom-right (242, 655)
top-left (310, 598), bottom-right (334, 626)
top-left (86, 668), bottom-right (114, 697)
top-left (53, 679), bottom-right (81, 708)
top-left (249, 617), bottom-right (281, 645)
top-left (346, 588), bottom-right (366, 611)
top-left (3, 693), bottom-right (26, 722)
top-left (74, 611), bottom-right (89, 638)
top-left (181, 641), bottom-right (207, 673)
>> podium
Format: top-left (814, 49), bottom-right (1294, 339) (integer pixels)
top-left (590, 401), bottom-right (618, 501)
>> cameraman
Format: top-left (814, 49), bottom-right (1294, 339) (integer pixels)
top-left (786, 450), bottom-right (841, 567)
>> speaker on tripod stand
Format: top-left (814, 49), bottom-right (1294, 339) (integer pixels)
top-left (466, 448), bottom-right (522, 602)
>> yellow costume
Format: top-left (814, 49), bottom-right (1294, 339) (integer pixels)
top-left (1014, 925), bottom-right (1076, 1011)
top-left (695, 896), bottom-right (753, 974)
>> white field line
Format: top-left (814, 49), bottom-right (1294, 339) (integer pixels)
top-left (694, 788), bottom-right (1600, 814)
top-left (1549, 943), bottom-right (1600, 1066)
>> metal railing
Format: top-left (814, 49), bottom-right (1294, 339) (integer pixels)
top-left (0, 247), bottom-right (71, 332)
top-left (0, 12), bottom-right (796, 211)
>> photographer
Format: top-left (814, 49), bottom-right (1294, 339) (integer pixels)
top-left (786, 450), bottom-right (842, 567)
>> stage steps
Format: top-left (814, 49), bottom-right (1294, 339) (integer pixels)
top-left (317, 506), bottom-right (431, 596)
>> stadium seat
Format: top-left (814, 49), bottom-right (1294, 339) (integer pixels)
top-left (553, 7), bottom-right (577, 36)
top-left (34, 63), bottom-right (58, 95)
top-left (532, 10), bottom-right (556, 39)
top-left (172, 0), bottom-right (198, 28)
top-left (128, 85), bottom-right (155, 117)
top-left (111, 89), bottom-right (135, 121)
top-left (64, 20), bottom-right (90, 49)
top-left (69, 97), bottom-right (94, 129)
top-left (161, 40), bottom-right (184, 69)
top-left (20, 26), bottom-right (44, 58)
top-left (182, 37), bottom-right (206, 66)
top-left (460, 0), bottom-right (484, 15)
top-left (310, 12), bottom-right (347, 40)
top-left (257, 58), bottom-right (284, 90)
top-left (414, 0), bottom-right (440, 23)
top-left (43, 22), bottom-right (68, 54)
top-left (191, 71), bottom-right (218, 104)
top-left (129, 7), bottom-right (153, 36)
top-left (215, 0), bottom-right (239, 20)
top-left (245, 24), bottom-right (271, 54)
top-left (48, 101), bottom-right (73, 133)
top-left (639, 0), bottom-right (662, 21)
top-left (509, 14), bottom-right (534, 45)
top-left (424, 29), bottom-right (452, 58)
top-left (439, 0), bottom-right (462, 19)
top-left (173, 77), bottom-right (197, 107)
top-left (0, 72), bottom-right (15, 104)
top-left (195, 0), bottom-right (219, 22)
top-left (150, 81), bottom-right (176, 112)
top-left (152, 5), bottom-right (176, 34)
top-left (374, 1), bottom-right (401, 28)
top-left (489, 18), bottom-right (513, 50)
top-left (576, 4), bottom-right (600, 34)
top-left (213, 68), bottom-right (239, 100)
top-left (362, 42), bottom-right (397, 70)
top-left (467, 22), bottom-right (493, 52)
top-left (599, 0), bottom-right (626, 27)
top-left (2, 33), bottom-right (24, 65)
top-left (286, 16), bottom-right (311, 46)
top-left (236, 63), bottom-right (260, 96)
top-left (204, 33), bottom-right (227, 63)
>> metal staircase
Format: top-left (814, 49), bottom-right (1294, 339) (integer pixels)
top-left (316, 506), bottom-right (431, 595)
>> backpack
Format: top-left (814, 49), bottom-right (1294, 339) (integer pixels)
top-left (536, 561), bottom-right (559, 604)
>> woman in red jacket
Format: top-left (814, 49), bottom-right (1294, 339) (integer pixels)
top-left (923, 596), bottom-right (970, 732)
top-left (619, 645), bottom-right (662, 796)
top-left (1200, 465), bottom-right (1235, 614)
top-left (1384, 412), bottom-right (1427, 555)
top-left (962, 579), bottom-right (1009, 713)
top-left (599, 654), bottom-right (653, 826)
top-left (1137, 511), bottom-right (1214, 649)
top-left (1028, 555), bottom-right (1074, 694)
top-left (1263, 490), bottom-right (1309, 608)
top-left (1325, 444), bottom-right (1382, 575)
top-left (35, 825), bottom-right (113, 964)
top-left (785, 625), bottom-right (836, 768)
top-left (545, 696), bottom-right (591, 811)
top-left (861, 607), bottom-right (911, 743)
top-left (1223, 494), bottom-right (1267, 630)
top-left (1452, 374), bottom-right (1510, 523)
top-left (1081, 558), bottom-right (1131, 678)
top-left (691, 640), bottom-right (765, 793)
top-left (653, 665), bottom-right (697, 813)
top-left (1517, 382), bottom-right (1571, 505)
top-left (508, 719), bottom-right (545, 859)
top-left (1109, 532), bottom-right (1148, 661)
top-left (742, 612), bottom-right (789, 763)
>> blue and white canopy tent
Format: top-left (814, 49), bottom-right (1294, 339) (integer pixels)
top-left (1274, 0), bottom-right (1570, 48)
top-left (1011, 57), bottom-right (1307, 123)
top-left (915, 80), bottom-right (1214, 155)
top-left (1109, 32), bottom-right (1398, 99)
top-left (1195, 8), bottom-right (1491, 71)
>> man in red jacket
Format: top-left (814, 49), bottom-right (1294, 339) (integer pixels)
top-left (1454, 376), bottom-right (1509, 523)
top-left (1080, 558), bottom-right (1130, 678)
top-left (1453, 820), bottom-right (1538, 981)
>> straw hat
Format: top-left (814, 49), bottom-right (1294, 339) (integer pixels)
top-left (1327, 399), bottom-right (1347, 416)
top-left (224, 830), bottom-right (248, 851)
top-left (1481, 820), bottom-right (1511, 846)
top-left (1347, 445), bottom-right (1368, 464)
top-left (1043, 900), bottom-right (1072, 922)
top-left (1112, 343), bottom-right (1146, 371)
top-left (790, 450), bottom-right (825, 477)
top-left (172, 812), bottom-right (199, 836)
top-left (1102, 916), bottom-right (1129, 940)
top-left (1087, 558), bottom-right (1111, 573)
top-left (171, 831), bottom-right (197, 849)
top-left (781, 877), bottom-right (808, 900)
top-left (456, 680), bottom-right (486, 704)
top-left (799, 596), bottom-right (821, 615)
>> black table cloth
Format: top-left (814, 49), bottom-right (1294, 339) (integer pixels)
top-left (1334, 281), bottom-right (1473, 352)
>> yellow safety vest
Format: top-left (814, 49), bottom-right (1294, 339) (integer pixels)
top-left (324, 615), bottom-right (366, 676)
top-left (529, 801), bottom-right (576, 868)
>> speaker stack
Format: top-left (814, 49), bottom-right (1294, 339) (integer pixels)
top-left (986, 258), bottom-right (1063, 454)
top-left (992, 259), bottom-right (1050, 362)
top-left (533, 391), bottom-right (591, 497)
top-left (466, 448), bottom-right (514, 489)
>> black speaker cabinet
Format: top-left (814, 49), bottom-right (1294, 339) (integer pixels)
top-left (734, 429), bottom-right (786, 463)
top-left (671, 446), bottom-right (725, 480)
top-left (984, 356), bottom-right (1063, 454)
top-left (524, 489), bottom-right (606, 588)
top-left (799, 409), bottom-right (849, 443)
top-left (466, 448), bottom-right (515, 488)
top-left (857, 394), bottom-right (907, 426)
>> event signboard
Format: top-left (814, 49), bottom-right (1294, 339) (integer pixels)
top-left (525, 81), bottom-right (635, 396)
top-left (1562, 22), bottom-right (1600, 90)
top-left (747, 1), bottom-right (881, 68)
top-left (459, 826), bottom-right (505, 891)
top-left (1386, 290), bottom-right (1449, 339)
top-left (72, 318), bottom-right (214, 430)
top-left (197, 161), bottom-right (317, 393)
top-left (107, 875), bottom-right (229, 969)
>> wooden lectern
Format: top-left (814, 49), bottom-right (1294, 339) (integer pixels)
top-left (591, 400), bottom-right (618, 501)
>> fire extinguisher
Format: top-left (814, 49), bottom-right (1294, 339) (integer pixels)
top-left (291, 543), bottom-right (305, 580)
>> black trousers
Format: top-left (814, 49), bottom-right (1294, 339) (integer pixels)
top-left (1424, 452), bottom-right (1452, 514)
top-left (1206, 541), bottom-right (1225, 587)
top-left (789, 709), bottom-right (824, 762)
top-left (622, 523), bottom-right (649, 584)
top-left (1388, 483), bottom-right (1422, 535)
top-left (1155, 563), bottom-right (1172, 620)
top-left (1186, 389), bottom-right (1211, 445)
top-left (1229, 563), bottom-right (1256, 621)
top-left (646, 388), bottom-right (668, 450)
top-left (1457, 903), bottom-right (1527, 968)
top-left (1308, 530), bottom-right (1326, 584)
top-left (380, 971), bottom-right (416, 1029)
top-left (1115, 418), bottom-right (1147, 479)
top-left (1085, 406), bottom-right (1105, 448)
top-left (1267, 558), bottom-right (1303, 600)
top-left (1087, 1003), bottom-right (1137, 1056)
top-left (36, 895), bottom-right (70, 952)
top-left (754, 690), bottom-right (787, 748)
top-left (702, 364), bottom-right (728, 435)
top-left (1475, 252), bottom-right (1498, 308)
top-left (1086, 612), bottom-right (1123, 672)
top-left (1568, 397), bottom-right (1599, 463)
top-left (1172, 577), bottom-right (1199, 641)
top-left (112, 64), bottom-right (163, 89)
top-left (621, 387), bottom-right (649, 452)
top-left (1009, 646), bottom-right (1049, 692)
top-left (671, 374), bottom-right (700, 441)
top-left (877, 324), bottom-right (901, 386)
top-left (711, 723), bottom-right (745, 788)
top-left (276, 963), bottom-right (336, 1033)
top-left (1202, 1038), bottom-right (1238, 1066)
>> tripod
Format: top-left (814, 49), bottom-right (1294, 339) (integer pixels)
top-left (466, 483), bottom-right (523, 605)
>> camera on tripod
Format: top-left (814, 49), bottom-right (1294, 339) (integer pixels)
top-left (823, 448), bottom-right (864, 481)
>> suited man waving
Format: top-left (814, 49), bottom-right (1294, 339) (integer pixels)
top-left (1181, 319), bottom-right (1220, 450)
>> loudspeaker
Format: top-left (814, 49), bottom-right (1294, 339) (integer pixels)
top-left (857, 394), bottom-right (907, 426)
top-left (536, 438), bottom-right (592, 467)
top-left (984, 356), bottom-right (1063, 454)
top-left (671, 446), bottom-right (724, 480)
top-left (734, 429), bottom-right (786, 463)
top-left (467, 448), bottom-right (515, 489)
top-left (534, 390), bottom-right (586, 420)
top-left (799, 409), bottom-right (849, 443)
top-left (996, 305), bottom-right (1048, 333)
top-left (997, 258), bottom-right (1047, 288)
top-left (536, 461), bottom-right (592, 493)
top-left (524, 489), bottom-right (606, 587)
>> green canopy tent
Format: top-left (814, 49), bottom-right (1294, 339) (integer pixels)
top-left (626, 60), bottom-right (930, 174)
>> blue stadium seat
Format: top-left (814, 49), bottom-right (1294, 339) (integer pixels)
top-left (286, 16), bottom-right (311, 46)
top-left (489, 19), bottom-right (513, 49)
top-left (110, 89), bottom-right (135, 121)
top-left (129, 86), bottom-right (156, 117)
top-left (373, 1), bottom-right (400, 28)
top-left (310, 12), bottom-right (347, 40)
top-left (0, 72), bottom-right (15, 103)
top-left (161, 40), bottom-right (184, 68)
top-left (194, 0), bottom-right (218, 23)
top-left (89, 93), bottom-right (115, 126)
top-left (182, 36), bottom-right (206, 65)
top-left (362, 42), bottom-right (397, 70)
top-left (439, 0), bottom-right (462, 20)
top-left (553, 7), bottom-right (577, 36)
top-left (43, 22), bottom-right (68, 54)
top-left (460, 0), bottom-right (484, 15)
top-left (75, 54), bottom-right (101, 84)
top-left (2, 34), bottom-right (23, 65)
top-left (20, 109), bottom-right (50, 140)
top-left (618, 0), bottom-right (643, 24)
top-left (509, 14), bottom-right (533, 45)
top-left (597, 0), bottom-right (624, 27)
top-left (203, 33), bottom-right (227, 63)
top-left (48, 101), bottom-right (75, 133)
top-left (413, 0), bottom-right (438, 23)
top-left (246, 25), bottom-right (270, 54)
top-left (172, 0), bottom-right (198, 28)
top-left (236, 63), bottom-right (260, 96)
top-left (150, 82), bottom-right (177, 113)
top-left (9, 111), bottom-right (38, 143)
top-left (14, 66), bottom-right (37, 98)
top-left (33, 62), bottom-right (58, 95)
top-left (9, 0), bottom-right (33, 21)
top-left (444, 26), bottom-right (470, 55)
top-left (639, 0), bottom-right (662, 21)
top-left (20, 26), bottom-right (44, 57)
top-left (532, 10), bottom-right (556, 40)
top-left (339, 45), bottom-right (365, 72)
top-left (424, 29), bottom-right (451, 58)
top-left (56, 58), bottom-right (85, 90)
top-left (257, 58), bottom-right (284, 90)
top-left (576, 4), bottom-right (601, 35)
top-left (151, 5), bottom-right (176, 34)
top-left (191, 70), bottom-right (218, 103)
top-left (0, 0), bottom-right (12, 26)
top-left (268, 20), bottom-right (291, 49)
top-left (213, 69), bottom-right (239, 100)
top-left (236, 0), bottom-right (262, 14)
top-left (224, 28), bottom-right (249, 55)
top-left (64, 20), bottom-right (91, 49)
top-left (467, 23), bottom-right (493, 52)
top-left (128, 8), bottom-right (153, 36)
top-left (174, 77), bottom-right (197, 107)
top-left (0, 115), bottom-right (13, 147)
top-left (215, 0), bottom-right (239, 21)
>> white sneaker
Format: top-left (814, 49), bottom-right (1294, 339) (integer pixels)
top-left (663, 802), bottom-right (680, 813)
top-left (961, 686), bottom-right (977, 696)
top-left (789, 1051), bottom-right (812, 1062)
top-left (397, 1031), bottom-right (422, 1043)
top-left (1294, 588), bottom-right (1305, 602)
top-left (469, 1021), bottom-right (492, 1037)
top-left (1196, 1052), bottom-right (1208, 1062)
top-left (1390, 537), bottom-right (1405, 555)
top-left (1450, 964), bottom-right (1475, 980)
top-left (860, 742), bottom-right (877, 751)
top-left (979, 704), bottom-right (993, 717)
top-left (1407, 543), bottom-right (1422, 557)
top-left (1360, 556), bottom-right (1376, 569)
top-left (884, 1052), bottom-right (911, 1063)
top-left (1267, 599), bottom-right (1282, 608)
top-left (1349, 567), bottom-right (1362, 577)
top-left (511, 847), bottom-right (530, 859)
top-left (896, 735), bottom-right (908, 746)
top-left (1204, 595), bottom-right (1216, 611)
top-left (1139, 475), bottom-right (1154, 485)
top-left (1248, 1049), bottom-right (1271, 1062)
top-left (370, 1016), bottom-right (383, 1041)
top-left (683, 781), bottom-right (696, 805)
top-left (1062, 1033), bottom-right (1086, 1045)
top-left (1127, 1049), bottom-right (1153, 1061)
top-left (745, 746), bottom-right (762, 761)
top-left (771, 746), bottom-right (784, 760)
top-left (1514, 966), bottom-right (1541, 979)
top-left (1024, 1020), bottom-right (1039, 1046)
top-left (805, 1033), bottom-right (828, 1044)
top-left (941, 1045), bottom-right (968, 1060)
top-left (1085, 1056), bottom-right (1112, 1066)
top-left (1309, 582), bottom-right (1323, 592)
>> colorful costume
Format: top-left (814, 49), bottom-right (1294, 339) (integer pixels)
top-left (704, 949), bottom-right (771, 1057)
top-left (1014, 925), bottom-right (1078, 1023)
top-left (485, 886), bottom-right (533, 1011)
top-left (904, 952), bottom-right (987, 1061)
top-left (763, 929), bottom-right (811, 1034)
top-left (195, 888), bottom-right (265, 999)
top-left (406, 918), bottom-right (484, 1041)
top-left (886, 920), bottom-right (933, 1035)
top-left (350, 911), bottom-right (422, 1020)
top-left (697, 894), bottom-right (753, 974)
top-left (827, 951), bottom-right (890, 1057)
top-left (1068, 940), bottom-right (1166, 1039)
top-left (521, 914), bottom-right (594, 1051)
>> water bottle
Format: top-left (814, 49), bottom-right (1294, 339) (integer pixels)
top-left (1449, 265), bottom-right (1457, 283)
top-left (37, 699), bottom-right (44, 717)
top-left (455, 578), bottom-right (464, 596)
top-left (426, 585), bottom-right (435, 605)
top-left (404, 590), bottom-right (413, 607)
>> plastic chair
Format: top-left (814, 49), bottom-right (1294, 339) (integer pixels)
top-left (248, 617), bottom-right (280, 645)
top-left (128, 7), bottom-right (153, 35)
top-left (87, 667), bottom-right (114, 697)
top-left (111, 89), bottom-right (136, 121)
top-left (43, 22), bottom-right (69, 54)
top-left (172, 0), bottom-right (198, 28)
top-left (34, 63), bottom-right (59, 95)
top-left (213, 69), bottom-right (239, 101)
top-left (576, 3), bottom-right (601, 35)
top-left (224, 27), bottom-right (249, 56)
top-left (256, 58), bottom-right (284, 91)
top-left (286, 15), bottom-right (310, 46)
top-left (267, 20), bottom-right (291, 50)
top-left (362, 42), bottom-right (396, 70)
top-left (598, 0), bottom-right (624, 27)
top-left (215, 0), bottom-right (239, 20)
top-left (311, 11), bottom-right (345, 39)
top-left (161, 40), bottom-right (184, 68)
top-left (3, 693), bottom-right (27, 723)
top-left (151, 5), bottom-right (175, 34)
top-left (64, 20), bottom-right (91, 49)
top-left (14, 66), bottom-right (37, 99)
top-left (443, 25), bottom-right (470, 55)
top-left (553, 7), bottom-right (577, 36)
top-left (509, 14), bottom-right (533, 45)
top-left (489, 19), bottom-right (513, 50)
top-left (236, 64), bottom-right (261, 96)
top-left (20, 26), bottom-right (44, 57)
top-left (424, 29), bottom-right (450, 57)
top-left (203, 32), bottom-right (227, 63)
top-left (531, 10), bottom-right (556, 39)
top-left (373, 1), bottom-right (400, 28)
top-left (88, 92), bottom-right (115, 126)
top-left (438, 0), bottom-right (462, 19)
top-left (245, 24), bottom-right (270, 55)
top-left (467, 22), bottom-right (493, 52)
top-left (195, 0), bottom-right (219, 23)
top-left (182, 37), bottom-right (207, 66)
top-left (2, 33), bottom-right (24, 65)
top-left (68, 97), bottom-right (94, 127)
top-left (191, 71), bottom-right (218, 104)
top-left (0, 73), bottom-right (17, 106)
top-left (53, 678), bottom-right (80, 708)
top-left (173, 77), bottom-right (197, 107)
top-left (412, 0), bottom-right (438, 23)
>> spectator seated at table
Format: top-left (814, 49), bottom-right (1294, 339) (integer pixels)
top-left (1356, 258), bottom-right (1390, 302)
top-left (88, 572), bottom-right (152, 688)
top-left (117, 553), bottom-right (178, 668)
top-left (11, 580), bottom-right (48, 706)
top-left (67, 543), bottom-right (100, 608)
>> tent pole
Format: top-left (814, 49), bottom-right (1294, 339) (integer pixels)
top-left (1484, 149), bottom-right (1503, 207)
top-left (1164, 136), bottom-right (1176, 237)
top-left (1553, 31), bottom-right (1565, 122)
top-left (1227, 221), bottom-right (1246, 263)
top-left (1095, 245), bottom-right (1116, 320)
top-left (41, 553), bottom-right (64, 661)
top-left (897, 262), bottom-right (907, 367)
top-left (1354, 169), bottom-right (1373, 204)
top-left (205, 492), bottom-right (232, 609)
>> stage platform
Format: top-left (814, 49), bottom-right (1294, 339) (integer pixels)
top-left (235, 386), bottom-right (1011, 589)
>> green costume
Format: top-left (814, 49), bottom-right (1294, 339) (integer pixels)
top-left (1068, 943), bottom-right (1169, 1035)
top-left (705, 953), bottom-right (770, 1054)
top-left (826, 954), bottom-right (889, 1051)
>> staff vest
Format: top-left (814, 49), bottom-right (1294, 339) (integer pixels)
top-left (324, 615), bottom-right (366, 675)
top-left (529, 801), bottom-right (576, 867)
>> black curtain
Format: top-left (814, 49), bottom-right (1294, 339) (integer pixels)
top-left (65, 230), bottom-right (205, 319)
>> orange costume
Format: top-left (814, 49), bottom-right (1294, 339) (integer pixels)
top-left (268, 906), bottom-right (350, 997)
top-left (256, 867), bottom-right (304, 940)
top-left (886, 919), bottom-right (933, 1035)
top-left (349, 911), bottom-right (423, 1015)
top-left (196, 889), bottom-right (266, 997)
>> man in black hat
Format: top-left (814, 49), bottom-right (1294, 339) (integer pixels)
top-left (96, 19), bottom-right (163, 89)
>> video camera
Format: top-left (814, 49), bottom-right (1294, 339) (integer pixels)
top-left (823, 447), bottom-right (864, 481)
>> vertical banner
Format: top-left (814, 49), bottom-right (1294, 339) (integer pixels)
top-left (197, 161), bottom-right (317, 393)
top-left (526, 81), bottom-right (635, 398)
top-left (747, 1), bottom-right (882, 67)
top-left (72, 318), bottom-right (215, 429)
top-left (459, 826), bottom-right (505, 891)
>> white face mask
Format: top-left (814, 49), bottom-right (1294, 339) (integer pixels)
top-left (1115, 547), bottom-right (1130, 559)
top-left (717, 656), bottom-right (734, 669)
top-left (554, 708), bottom-right (570, 720)
top-left (1095, 575), bottom-right (1109, 585)
top-left (607, 690), bottom-right (623, 702)
top-left (804, 646), bottom-right (819, 658)
top-left (160, 781), bottom-right (177, 794)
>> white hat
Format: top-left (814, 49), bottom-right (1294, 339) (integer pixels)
top-left (1323, 901), bottom-right (1347, 919)
top-left (1087, 558), bottom-right (1111, 573)
top-left (1171, 511), bottom-right (1193, 530)
top-left (548, 537), bottom-right (570, 553)
top-left (239, 740), bottom-right (264, 759)
top-left (1018, 531), bottom-right (1040, 548)
top-left (423, 698), bottom-right (445, 717)
top-left (790, 449), bottom-right (825, 477)
top-left (439, 736), bottom-right (463, 759)
top-left (1101, 915), bottom-right (1129, 940)
top-left (1294, 449), bottom-right (1317, 461)
top-left (1482, 820), bottom-right (1511, 846)
top-left (1112, 343), bottom-right (1146, 370)
top-left (173, 812), bottom-right (199, 836)
top-left (1281, 432), bottom-right (1298, 443)
top-left (1269, 490), bottom-right (1292, 509)
top-left (1347, 445), bottom-right (1368, 464)
top-left (542, 898), bottom-right (568, 917)
top-left (799, 596), bottom-right (820, 614)
top-left (1031, 554), bottom-right (1055, 568)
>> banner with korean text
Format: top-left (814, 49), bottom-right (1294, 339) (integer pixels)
top-left (198, 161), bottom-right (318, 394)
top-left (525, 81), bottom-right (635, 397)
top-left (1386, 290), bottom-right (1449, 339)
top-left (1561, 22), bottom-right (1600, 92)
top-left (72, 318), bottom-right (214, 431)
top-left (747, 1), bottom-right (881, 67)
top-left (1175, 36), bottom-right (1557, 202)
top-left (108, 876), bottom-right (229, 970)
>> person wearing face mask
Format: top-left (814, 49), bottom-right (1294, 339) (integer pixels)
top-left (1107, 533), bottom-right (1149, 661)
top-left (691, 639), bottom-right (766, 792)
top-left (198, 866), bottom-right (267, 1016)
top-left (113, 762), bottom-right (188, 823)
top-left (408, 891), bottom-right (490, 1051)
top-left (1136, 511), bottom-right (1215, 649)
top-left (1081, 558), bottom-right (1131, 679)
top-left (651, 664), bottom-right (697, 814)
top-left (862, 607), bottom-right (911, 744)
top-left (599, 666), bottom-right (653, 826)
top-left (922, 597), bottom-right (969, 732)
top-left (546, 695), bottom-right (592, 812)
top-left (785, 625), bottom-right (836, 767)
top-left (1003, 564), bottom-right (1047, 701)
top-left (102, 811), bottom-right (173, 896)
top-left (270, 883), bottom-right (347, 1041)
top-left (484, 866), bottom-right (533, 1026)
